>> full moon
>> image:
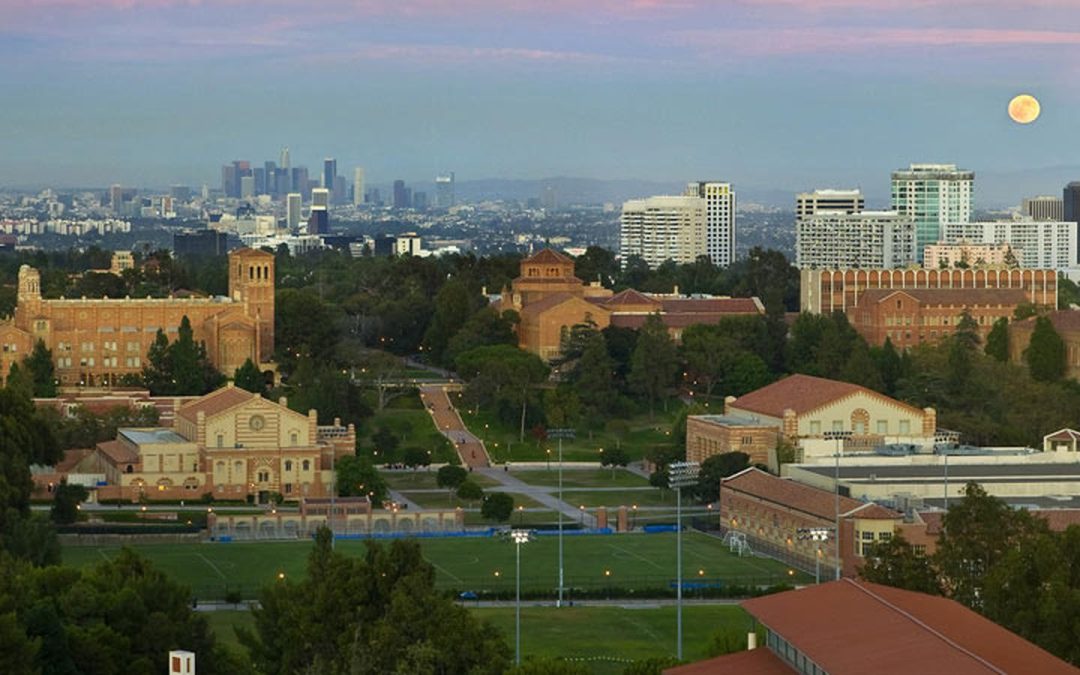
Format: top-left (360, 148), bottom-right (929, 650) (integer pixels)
top-left (1008, 94), bottom-right (1041, 124)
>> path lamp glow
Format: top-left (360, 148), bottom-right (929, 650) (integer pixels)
top-left (510, 529), bottom-right (531, 666)
top-left (823, 430), bottom-right (852, 580)
top-left (668, 460), bottom-right (700, 661)
top-left (549, 428), bottom-right (575, 608)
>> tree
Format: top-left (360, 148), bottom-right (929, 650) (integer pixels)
top-left (456, 480), bottom-right (484, 506)
top-left (481, 492), bottom-right (515, 522)
top-left (628, 313), bottom-right (678, 416)
top-left (570, 332), bottom-right (617, 417)
top-left (141, 329), bottom-right (172, 394)
top-left (456, 344), bottom-right (549, 440)
top-left (23, 339), bottom-right (56, 398)
top-left (543, 386), bottom-right (581, 429)
top-left (694, 452), bottom-right (750, 503)
top-left (402, 446), bottom-right (431, 469)
top-left (1024, 316), bottom-right (1066, 382)
top-left (841, 341), bottom-right (885, 392)
top-left (984, 317), bottom-right (1009, 362)
top-left (680, 325), bottom-right (733, 399)
top-left (858, 533), bottom-right (942, 596)
top-left (241, 528), bottom-right (509, 674)
top-left (233, 358), bottom-right (266, 394)
top-left (335, 455), bottom-right (388, 504)
top-left (436, 465), bottom-right (468, 493)
top-left (444, 307), bottom-right (519, 367)
top-left (573, 246), bottom-right (618, 288)
top-left (371, 426), bottom-right (400, 461)
top-left (599, 446), bottom-right (630, 478)
top-left (424, 279), bottom-right (483, 366)
top-left (50, 480), bottom-right (88, 525)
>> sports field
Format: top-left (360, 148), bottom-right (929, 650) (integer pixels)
top-left (62, 531), bottom-right (806, 600)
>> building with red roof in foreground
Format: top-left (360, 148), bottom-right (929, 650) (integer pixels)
top-left (665, 579), bottom-right (1080, 675)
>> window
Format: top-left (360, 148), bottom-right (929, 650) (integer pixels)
top-left (284, 460), bottom-right (293, 471)
top-left (290, 431), bottom-right (298, 446)
top-left (862, 531), bottom-right (874, 540)
top-left (302, 460), bottom-right (310, 471)
top-left (809, 421), bottom-right (821, 434)
top-left (216, 434), bottom-right (224, 448)
top-left (832, 420), bottom-right (843, 431)
top-left (284, 483), bottom-right (293, 494)
top-left (257, 471), bottom-right (269, 482)
top-left (899, 420), bottom-right (911, 434)
top-left (879, 531), bottom-right (892, 542)
top-left (876, 420), bottom-right (888, 434)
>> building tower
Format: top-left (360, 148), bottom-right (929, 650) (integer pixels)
top-left (620, 195), bottom-right (707, 268)
top-left (436, 172), bottom-right (455, 208)
top-left (890, 163), bottom-right (974, 263)
top-left (393, 180), bottom-right (408, 209)
top-left (228, 248), bottom-right (275, 362)
top-left (1021, 195), bottom-right (1063, 221)
top-left (685, 181), bottom-right (735, 267)
top-left (280, 146), bottom-right (290, 170)
top-left (796, 189), bottom-right (864, 222)
top-left (323, 158), bottom-right (337, 195)
top-left (353, 168), bottom-right (365, 206)
top-left (286, 193), bottom-right (302, 230)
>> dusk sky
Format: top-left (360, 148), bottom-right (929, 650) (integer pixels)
top-left (2, 0), bottom-right (1079, 202)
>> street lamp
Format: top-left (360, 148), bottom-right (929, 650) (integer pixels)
top-left (549, 428), bottom-right (575, 608)
top-left (823, 430), bottom-right (852, 580)
top-left (510, 529), bottom-right (531, 666)
top-left (796, 527), bottom-right (832, 584)
top-left (668, 460), bottom-right (700, 661)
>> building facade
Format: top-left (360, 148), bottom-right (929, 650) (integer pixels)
top-left (684, 182), bottom-right (735, 267)
top-left (1023, 195), bottom-right (1064, 221)
top-left (891, 163), bottom-right (974, 263)
top-left (620, 196), bottom-right (707, 268)
top-left (942, 219), bottom-right (1077, 270)
top-left (352, 168), bottom-right (365, 207)
top-left (800, 267), bottom-right (1058, 314)
top-left (796, 210), bottom-right (916, 270)
top-left (685, 415), bottom-right (779, 468)
top-left (847, 287), bottom-right (1028, 349)
top-left (1009, 310), bottom-right (1080, 380)
top-left (795, 188), bottom-right (864, 222)
top-left (922, 241), bottom-right (1015, 269)
top-left (0, 248), bottom-right (274, 387)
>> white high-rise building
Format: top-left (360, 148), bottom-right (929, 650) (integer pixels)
top-left (280, 146), bottom-right (290, 170)
top-left (796, 189), bottom-right (864, 222)
top-left (286, 193), bottom-right (302, 229)
top-left (891, 163), bottom-right (974, 262)
top-left (620, 195), bottom-right (707, 268)
top-left (311, 188), bottom-right (330, 209)
top-left (435, 172), bottom-right (455, 208)
top-left (684, 181), bottom-right (735, 267)
top-left (796, 210), bottom-right (916, 270)
top-left (942, 219), bottom-right (1077, 270)
top-left (353, 168), bottom-right (365, 206)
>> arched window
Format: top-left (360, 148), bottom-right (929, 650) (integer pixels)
top-left (125, 465), bottom-right (133, 474)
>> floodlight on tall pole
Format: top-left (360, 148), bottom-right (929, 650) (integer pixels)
top-left (549, 428), bottom-right (575, 608)
top-left (510, 529), bottom-right (531, 666)
top-left (823, 430), bottom-right (852, 580)
top-left (668, 460), bottom-right (700, 661)
top-left (797, 527), bottom-right (832, 584)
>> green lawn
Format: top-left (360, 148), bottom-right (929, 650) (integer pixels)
top-left (560, 489), bottom-right (673, 509)
top-left (454, 392), bottom-right (686, 462)
top-left (358, 392), bottom-right (457, 463)
top-left (381, 470), bottom-right (499, 490)
top-left (511, 468), bottom-right (651, 488)
top-left (398, 490), bottom-right (549, 510)
top-left (463, 509), bottom-right (560, 527)
top-left (62, 532), bottom-right (807, 601)
top-left (204, 605), bottom-right (751, 675)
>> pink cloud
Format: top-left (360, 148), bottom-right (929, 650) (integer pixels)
top-left (305, 43), bottom-right (627, 66)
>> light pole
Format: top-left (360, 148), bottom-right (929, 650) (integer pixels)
top-left (549, 428), bottom-right (575, 609)
top-left (668, 461), bottom-right (700, 661)
top-left (823, 430), bottom-right (852, 580)
top-left (797, 527), bottom-right (832, 584)
top-left (511, 529), bottom-right (531, 666)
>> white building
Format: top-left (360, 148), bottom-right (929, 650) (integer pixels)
top-left (684, 182), bottom-right (735, 267)
top-left (394, 232), bottom-right (422, 256)
top-left (796, 210), bottom-right (916, 270)
top-left (891, 164), bottom-right (974, 262)
top-left (353, 168), bottom-right (365, 207)
top-left (311, 188), bottom-right (330, 210)
top-left (942, 220), bottom-right (1078, 270)
top-left (286, 193), bottom-right (302, 230)
top-left (796, 189), bottom-right (864, 222)
top-left (620, 195), bottom-right (707, 268)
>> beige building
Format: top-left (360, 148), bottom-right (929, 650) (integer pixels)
top-left (620, 195), bottom-right (706, 268)
top-left (88, 384), bottom-right (355, 503)
top-left (923, 241), bottom-right (1016, 269)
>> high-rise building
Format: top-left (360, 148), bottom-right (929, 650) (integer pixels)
top-left (311, 188), bottom-right (330, 210)
top-left (393, 180), bottom-right (408, 209)
top-left (796, 210), bottom-right (916, 270)
top-left (943, 219), bottom-right (1077, 270)
top-left (796, 189), bottom-right (864, 222)
top-left (1022, 195), bottom-right (1064, 221)
top-left (173, 229), bottom-right (229, 258)
top-left (323, 158), bottom-right (337, 194)
top-left (353, 168), bottom-right (365, 206)
top-left (685, 181), bottom-right (735, 267)
top-left (240, 175), bottom-right (255, 199)
top-left (280, 147), bottom-right (290, 170)
top-left (435, 172), bottom-right (455, 208)
top-left (286, 193), bottom-right (302, 230)
top-left (541, 185), bottom-right (557, 211)
top-left (620, 195), bottom-right (707, 268)
top-left (221, 161), bottom-right (252, 199)
top-left (291, 167), bottom-right (310, 199)
top-left (170, 185), bottom-right (192, 203)
top-left (333, 176), bottom-right (346, 205)
top-left (307, 208), bottom-right (328, 235)
top-left (263, 161), bottom-right (277, 196)
top-left (891, 163), bottom-right (973, 262)
top-left (1064, 182), bottom-right (1080, 262)
top-left (412, 191), bottom-right (427, 210)
top-left (109, 184), bottom-right (124, 213)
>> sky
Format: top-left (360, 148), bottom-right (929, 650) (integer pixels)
top-left (1, 0), bottom-right (1079, 203)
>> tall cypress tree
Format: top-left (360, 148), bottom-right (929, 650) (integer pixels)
top-left (23, 339), bottom-right (56, 398)
top-left (984, 317), bottom-right (1009, 362)
top-left (1025, 316), bottom-right (1066, 382)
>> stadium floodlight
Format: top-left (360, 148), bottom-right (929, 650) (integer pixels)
top-left (822, 431), bottom-right (852, 580)
top-left (667, 461), bottom-right (699, 661)
top-left (796, 527), bottom-right (834, 583)
top-left (510, 529), bottom-right (531, 665)
top-left (548, 428), bottom-right (575, 608)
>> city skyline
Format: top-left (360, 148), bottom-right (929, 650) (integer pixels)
top-left (1, 1), bottom-right (1077, 198)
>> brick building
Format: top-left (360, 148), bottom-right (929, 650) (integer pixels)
top-left (686, 414), bottom-right (779, 468)
top-left (847, 287), bottom-right (1028, 349)
top-left (497, 248), bottom-right (764, 360)
top-left (1010, 310), bottom-right (1080, 380)
top-left (801, 267), bottom-right (1057, 315)
top-left (0, 247), bottom-right (274, 387)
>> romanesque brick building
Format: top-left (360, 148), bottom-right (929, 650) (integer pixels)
top-left (0, 248), bottom-right (274, 386)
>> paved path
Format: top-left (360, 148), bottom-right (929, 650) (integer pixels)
top-left (475, 467), bottom-right (598, 528)
top-left (419, 385), bottom-right (491, 468)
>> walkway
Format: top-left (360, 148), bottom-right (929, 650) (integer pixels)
top-left (419, 385), bottom-right (491, 468)
top-left (474, 467), bottom-right (598, 528)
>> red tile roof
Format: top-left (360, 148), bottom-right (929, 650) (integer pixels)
top-left (742, 580), bottom-right (1079, 675)
top-left (722, 468), bottom-right (868, 520)
top-left (176, 386), bottom-right (255, 423)
top-left (659, 297), bottom-right (763, 314)
top-left (96, 440), bottom-right (139, 465)
top-left (1012, 310), bottom-right (1080, 334)
top-left (518, 292), bottom-right (600, 319)
top-left (1045, 428), bottom-right (1080, 442)
top-left (664, 647), bottom-right (793, 675)
top-left (602, 288), bottom-right (661, 307)
top-left (522, 248), bottom-right (574, 265)
top-left (730, 373), bottom-right (924, 419)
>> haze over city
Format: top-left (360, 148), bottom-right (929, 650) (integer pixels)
top-left (3, 0), bottom-right (1078, 204)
